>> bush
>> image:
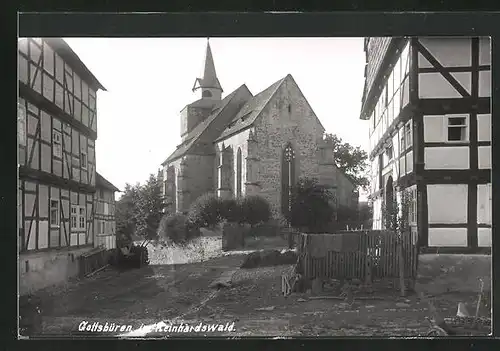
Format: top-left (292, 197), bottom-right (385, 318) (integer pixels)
top-left (240, 195), bottom-right (271, 227)
top-left (219, 198), bottom-right (242, 223)
top-left (287, 177), bottom-right (335, 233)
top-left (158, 213), bottom-right (200, 244)
top-left (188, 193), bottom-right (223, 228)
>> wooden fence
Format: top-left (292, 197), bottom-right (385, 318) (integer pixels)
top-left (297, 230), bottom-right (418, 282)
top-left (78, 248), bottom-right (110, 277)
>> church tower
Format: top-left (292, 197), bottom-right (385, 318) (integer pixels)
top-left (192, 38), bottom-right (223, 101)
top-left (180, 39), bottom-right (223, 140)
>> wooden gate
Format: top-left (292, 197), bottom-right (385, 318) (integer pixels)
top-left (298, 230), bottom-right (418, 282)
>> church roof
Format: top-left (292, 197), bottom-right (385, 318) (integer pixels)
top-left (214, 75), bottom-right (287, 142)
top-left (161, 85), bottom-right (247, 165)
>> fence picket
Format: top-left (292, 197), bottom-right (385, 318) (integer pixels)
top-left (297, 230), bottom-right (418, 289)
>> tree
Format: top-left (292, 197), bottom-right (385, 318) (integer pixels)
top-left (133, 173), bottom-right (167, 244)
top-left (115, 183), bottom-right (141, 246)
top-left (287, 177), bottom-right (335, 233)
top-left (324, 133), bottom-right (370, 191)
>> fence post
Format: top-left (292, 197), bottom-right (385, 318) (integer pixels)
top-left (398, 236), bottom-right (406, 297)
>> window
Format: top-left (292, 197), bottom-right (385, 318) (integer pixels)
top-left (104, 202), bottom-right (109, 215)
top-left (400, 131), bottom-right (405, 152)
top-left (406, 187), bottom-right (417, 225)
top-left (79, 207), bottom-right (86, 229)
top-left (71, 205), bottom-right (86, 231)
top-left (99, 189), bottom-right (104, 198)
top-left (71, 206), bottom-right (78, 229)
top-left (405, 122), bottom-right (412, 148)
top-left (18, 103), bottom-right (26, 146)
top-left (202, 90), bottom-right (212, 98)
top-left (53, 130), bottom-right (62, 158)
top-left (50, 199), bottom-right (59, 227)
top-left (80, 151), bottom-right (87, 169)
top-left (447, 116), bottom-right (468, 142)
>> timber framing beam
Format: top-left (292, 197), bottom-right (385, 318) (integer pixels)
top-left (19, 82), bottom-right (97, 140)
top-left (19, 166), bottom-right (96, 194)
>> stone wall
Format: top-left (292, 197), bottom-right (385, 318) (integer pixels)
top-left (19, 246), bottom-right (94, 296)
top-left (253, 75), bottom-right (325, 217)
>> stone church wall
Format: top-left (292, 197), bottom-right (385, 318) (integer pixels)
top-left (253, 76), bottom-right (324, 217)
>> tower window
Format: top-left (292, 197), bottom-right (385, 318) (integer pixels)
top-left (202, 90), bottom-right (213, 98)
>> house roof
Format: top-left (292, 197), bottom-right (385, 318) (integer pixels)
top-left (96, 172), bottom-right (120, 192)
top-left (162, 85), bottom-right (249, 165)
top-left (42, 38), bottom-right (107, 92)
top-left (215, 75), bottom-right (287, 142)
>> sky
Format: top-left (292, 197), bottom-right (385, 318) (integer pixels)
top-left (63, 37), bottom-right (369, 198)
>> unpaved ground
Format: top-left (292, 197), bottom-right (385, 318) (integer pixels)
top-left (20, 237), bottom-right (491, 338)
top-left (22, 254), bottom-right (246, 337)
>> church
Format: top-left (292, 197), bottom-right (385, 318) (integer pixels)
top-left (161, 39), bottom-right (358, 218)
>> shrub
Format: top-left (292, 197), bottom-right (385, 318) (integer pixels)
top-left (287, 177), bottom-right (335, 233)
top-left (240, 195), bottom-right (271, 227)
top-left (187, 193), bottom-right (223, 228)
top-left (158, 213), bottom-right (200, 244)
top-left (219, 198), bottom-right (242, 223)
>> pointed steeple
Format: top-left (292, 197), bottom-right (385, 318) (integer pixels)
top-left (192, 38), bottom-right (223, 100)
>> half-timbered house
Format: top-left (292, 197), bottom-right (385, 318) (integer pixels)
top-left (94, 173), bottom-right (120, 251)
top-left (361, 37), bottom-right (491, 252)
top-left (18, 38), bottom-right (107, 294)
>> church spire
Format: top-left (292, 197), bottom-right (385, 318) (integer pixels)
top-left (192, 38), bottom-right (223, 100)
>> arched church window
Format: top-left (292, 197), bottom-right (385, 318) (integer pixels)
top-left (281, 143), bottom-right (296, 217)
top-left (236, 148), bottom-right (242, 198)
top-left (202, 90), bottom-right (213, 98)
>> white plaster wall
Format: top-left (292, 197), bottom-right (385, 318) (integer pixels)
top-left (477, 114), bottom-right (491, 142)
top-left (479, 37), bottom-right (491, 66)
top-left (405, 150), bottom-right (414, 173)
top-left (424, 147), bottom-right (469, 169)
top-left (372, 197), bottom-right (382, 230)
top-left (428, 228), bottom-right (468, 247)
top-left (450, 72), bottom-right (472, 95)
top-left (427, 184), bottom-right (468, 224)
top-left (479, 70), bottom-right (491, 98)
top-left (478, 228), bottom-right (491, 247)
top-left (424, 115), bottom-right (446, 142)
top-left (419, 72), bottom-right (462, 99)
top-left (478, 146), bottom-right (491, 169)
top-left (477, 183), bottom-right (492, 225)
top-left (418, 38), bottom-right (472, 68)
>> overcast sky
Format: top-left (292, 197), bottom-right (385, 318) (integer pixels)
top-left (63, 37), bottom-right (369, 197)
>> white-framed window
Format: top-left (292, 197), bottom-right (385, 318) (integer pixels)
top-left (71, 205), bottom-right (86, 231)
top-left (18, 103), bottom-right (26, 146)
top-left (446, 115), bottom-right (468, 142)
top-left (79, 207), bottom-right (86, 229)
top-left (53, 130), bottom-right (62, 158)
top-left (405, 121), bottom-right (412, 148)
top-left (104, 202), bottom-right (109, 215)
top-left (71, 205), bottom-right (78, 229)
top-left (80, 151), bottom-right (87, 169)
top-left (405, 187), bottom-right (417, 225)
top-left (50, 199), bottom-right (59, 227)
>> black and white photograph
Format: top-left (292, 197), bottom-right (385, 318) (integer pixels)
top-left (17, 31), bottom-right (492, 337)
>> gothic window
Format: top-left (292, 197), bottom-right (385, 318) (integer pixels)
top-left (236, 148), bottom-right (242, 198)
top-left (281, 143), bottom-right (296, 217)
